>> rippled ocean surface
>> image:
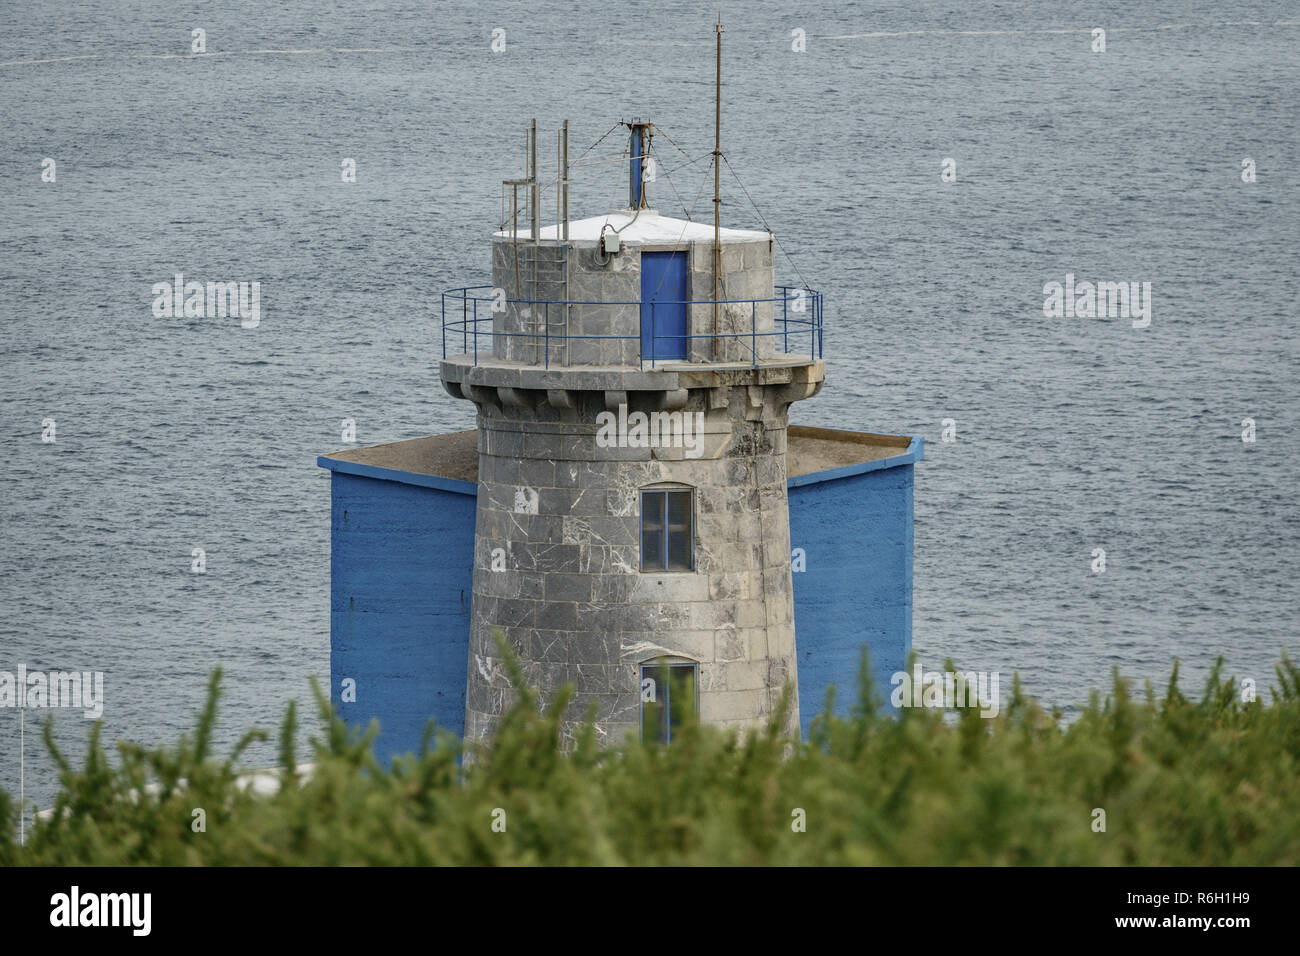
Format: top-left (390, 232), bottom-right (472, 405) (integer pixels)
top-left (2, 0), bottom-right (1297, 806)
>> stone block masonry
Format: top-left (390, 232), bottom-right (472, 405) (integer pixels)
top-left (490, 236), bottom-right (778, 368)
top-left (461, 374), bottom-right (812, 748)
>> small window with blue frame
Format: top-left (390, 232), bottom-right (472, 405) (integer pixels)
top-left (641, 660), bottom-right (698, 744)
top-left (640, 488), bottom-right (693, 572)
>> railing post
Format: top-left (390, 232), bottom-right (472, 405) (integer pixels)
top-left (545, 301), bottom-right (549, 369)
top-left (751, 300), bottom-right (757, 368)
top-left (441, 292), bottom-right (446, 359)
top-left (651, 301), bottom-right (656, 370)
top-left (812, 292), bottom-right (818, 358)
top-left (461, 291), bottom-right (467, 354)
top-left (801, 291), bottom-right (807, 358)
top-left (473, 296), bottom-right (478, 364)
top-left (782, 289), bottom-right (788, 354)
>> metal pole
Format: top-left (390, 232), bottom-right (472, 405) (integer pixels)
top-left (530, 119), bottom-right (539, 363)
top-left (712, 15), bottom-right (722, 359)
top-left (529, 119), bottom-right (539, 244)
top-left (561, 120), bottom-right (570, 365)
top-left (561, 120), bottom-right (569, 241)
top-left (511, 184), bottom-right (519, 296)
top-left (629, 124), bottom-right (638, 209)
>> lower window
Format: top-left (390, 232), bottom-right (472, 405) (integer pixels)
top-left (641, 661), bottom-right (698, 744)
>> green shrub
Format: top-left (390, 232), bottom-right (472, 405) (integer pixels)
top-left (3, 649), bottom-right (1297, 866)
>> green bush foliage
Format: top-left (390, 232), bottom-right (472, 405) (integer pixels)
top-left (3, 648), bottom-right (1298, 866)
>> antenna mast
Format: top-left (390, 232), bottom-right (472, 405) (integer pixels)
top-left (624, 119), bottom-right (654, 210)
top-left (712, 14), bottom-right (722, 357)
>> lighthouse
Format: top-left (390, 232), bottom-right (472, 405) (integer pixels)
top-left (318, 117), bottom-right (920, 762)
top-left (441, 120), bottom-right (824, 745)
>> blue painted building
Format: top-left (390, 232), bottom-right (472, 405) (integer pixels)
top-left (786, 430), bottom-right (922, 731)
top-left (320, 434), bottom-right (479, 758)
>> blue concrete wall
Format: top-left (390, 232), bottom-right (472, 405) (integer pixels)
top-left (788, 443), bottom-right (920, 733)
top-left (325, 469), bottom-right (475, 762)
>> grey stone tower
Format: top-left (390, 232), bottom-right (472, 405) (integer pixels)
top-left (440, 121), bottom-right (823, 746)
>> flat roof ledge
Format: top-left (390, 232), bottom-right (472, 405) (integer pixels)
top-left (785, 425), bottom-right (924, 485)
top-left (318, 425), bottom-right (921, 494)
top-left (317, 430), bottom-right (479, 494)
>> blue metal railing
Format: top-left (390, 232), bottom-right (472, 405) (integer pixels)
top-left (440, 285), bottom-right (823, 370)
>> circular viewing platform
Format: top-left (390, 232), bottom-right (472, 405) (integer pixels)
top-left (441, 285), bottom-right (823, 371)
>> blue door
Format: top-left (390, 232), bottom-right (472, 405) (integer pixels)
top-left (641, 251), bottom-right (688, 361)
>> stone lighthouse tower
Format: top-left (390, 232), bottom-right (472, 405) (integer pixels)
top-left (440, 119), bottom-right (823, 746)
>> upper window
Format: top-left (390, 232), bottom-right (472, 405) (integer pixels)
top-left (640, 488), bottom-right (693, 571)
